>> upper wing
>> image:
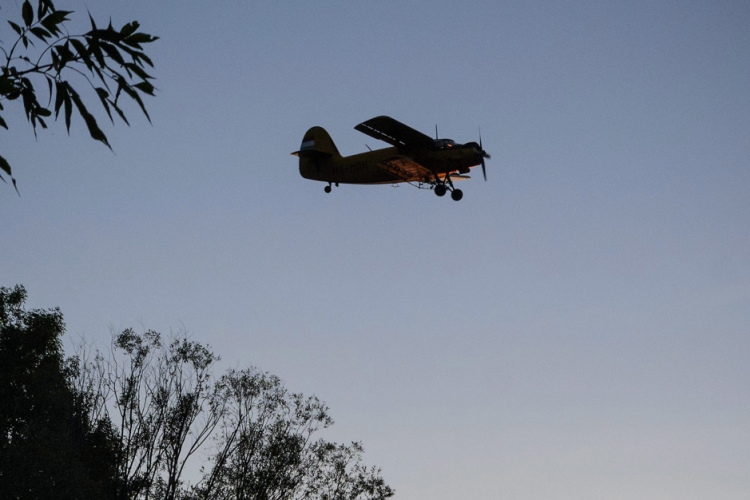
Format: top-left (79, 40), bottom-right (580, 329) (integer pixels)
top-left (354, 116), bottom-right (434, 149)
top-left (376, 155), bottom-right (435, 183)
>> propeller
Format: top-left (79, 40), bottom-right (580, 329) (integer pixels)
top-left (478, 130), bottom-right (490, 181)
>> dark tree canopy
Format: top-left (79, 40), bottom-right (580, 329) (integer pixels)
top-left (1, 0), bottom-right (158, 192)
top-left (1, 285), bottom-right (394, 500)
top-left (0, 285), bottom-right (119, 499)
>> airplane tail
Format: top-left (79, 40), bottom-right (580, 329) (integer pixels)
top-left (292, 126), bottom-right (341, 181)
top-left (291, 126), bottom-right (341, 159)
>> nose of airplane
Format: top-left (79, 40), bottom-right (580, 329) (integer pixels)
top-left (477, 134), bottom-right (490, 181)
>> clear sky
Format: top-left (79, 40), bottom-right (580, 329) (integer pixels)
top-left (2, 1), bottom-right (750, 498)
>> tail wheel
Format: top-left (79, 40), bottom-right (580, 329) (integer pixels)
top-left (324, 184), bottom-right (332, 193)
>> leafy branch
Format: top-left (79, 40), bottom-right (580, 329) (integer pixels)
top-left (1, 0), bottom-right (158, 192)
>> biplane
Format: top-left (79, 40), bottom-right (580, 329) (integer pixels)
top-left (292, 116), bottom-right (490, 201)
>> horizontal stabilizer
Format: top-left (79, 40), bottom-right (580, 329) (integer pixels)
top-left (291, 148), bottom-right (332, 158)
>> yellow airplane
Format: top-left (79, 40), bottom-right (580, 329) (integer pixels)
top-left (292, 116), bottom-right (490, 201)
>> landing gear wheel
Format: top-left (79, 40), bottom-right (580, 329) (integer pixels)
top-left (451, 189), bottom-right (463, 201)
top-left (434, 184), bottom-right (447, 197)
top-left (324, 185), bottom-right (332, 193)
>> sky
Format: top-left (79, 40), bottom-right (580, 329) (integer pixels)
top-left (2, 0), bottom-right (750, 498)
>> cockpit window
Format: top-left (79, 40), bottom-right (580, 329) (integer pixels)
top-left (434, 139), bottom-right (455, 149)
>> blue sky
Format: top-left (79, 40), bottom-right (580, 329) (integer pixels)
top-left (2, 1), bottom-right (749, 498)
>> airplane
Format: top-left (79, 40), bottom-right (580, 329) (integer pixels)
top-left (292, 116), bottom-right (490, 201)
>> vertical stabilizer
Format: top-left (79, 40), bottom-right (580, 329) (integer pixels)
top-left (291, 126), bottom-right (341, 158)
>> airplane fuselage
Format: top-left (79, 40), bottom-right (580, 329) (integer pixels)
top-left (299, 146), bottom-right (483, 185)
top-left (300, 147), bottom-right (400, 184)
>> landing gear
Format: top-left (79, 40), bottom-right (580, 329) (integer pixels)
top-left (324, 184), bottom-right (332, 193)
top-left (433, 176), bottom-right (463, 201)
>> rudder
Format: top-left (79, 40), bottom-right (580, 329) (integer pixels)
top-left (291, 126), bottom-right (341, 159)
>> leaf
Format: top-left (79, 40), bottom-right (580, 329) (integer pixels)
top-left (134, 81), bottom-right (155, 96)
top-left (64, 88), bottom-right (72, 132)
top-left (120, 21), bottom-right (139, 38)
top-left (111, 101), bottom-right (129, 126)
top-left (96, 87), bottom-right (114, 124)
top-left (54, 42), bottom-right (75, 70)
top-left (69, 87), bottom-right (111, 149)
top-left (0, 115), bottom-right (7, 130)
top-left (88, 38), bottom-right (106, 68)
top-left (54, 80), bottom-right (66, 119)
top-left (124, 45), bottom-right (155, 68)
top-left (88, 27), bottom-right (121, 44)
top-left (8, 21), bottom-right (23, 36)
top-left (22, 0), bottom-right (34, 27)
top-left (30, 26), bottom-right (51, 41)
top-left (37, 0), bottom-right (48, 20)
top-left (100, 42), bottom-right (126, 66)
top-left (118, 80), bottom-right (151, 123)
top-left (21, 77), bottom-right (35, 93)
top-left (54, 80), bottom-right (72, 132)
top-left (0, 154), bottom-right (20, 195)
top-left (0, 154), bottom-right (11, 176)
top-left (123, 32), bottom-right (158, 49)
top-left (125, 62), bottom-right (152, 81)
top-left (0, 76), bottom-right (17, 96)
top-left (21, 82), bottom-right (37, 123)
top-left (118, 44), bottom-right (147, 67)
top-left (95, 87), bottom-right (109, 100)
top-left (51, 49), bottom-right (60, 70)
top-left (129, 36), bottom-right (158, 53)
top-left (38, 0), bottom-right (57, 20)
top-left (41, 10), bottom-right (72, 36)
top-left (69, 38), bottom-right (93, 70)
top-left (46, 76), bottom-right (53, 104)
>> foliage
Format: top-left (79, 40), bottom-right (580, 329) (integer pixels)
top-left (74, 329), bottom-right (394, 500)
top-left (74, 328), bottom-right (223, 499)
top-left (196, 368), bottom-right (392, 500)
top-left (1, 285), bottom-right (393, 500)
top-left (0, 285), bottom-right (119, 499)
top-left (0, 0), bottom-right (158, 192)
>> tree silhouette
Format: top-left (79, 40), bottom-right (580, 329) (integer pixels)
top-left (0, 285), bottom-right (119, 499)
top-left (1, 285), bottom-right (393, 499)
top-left (75, 329), bottom-right (395, 500)
top-left (1, 0), bottom-right (158, 192)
